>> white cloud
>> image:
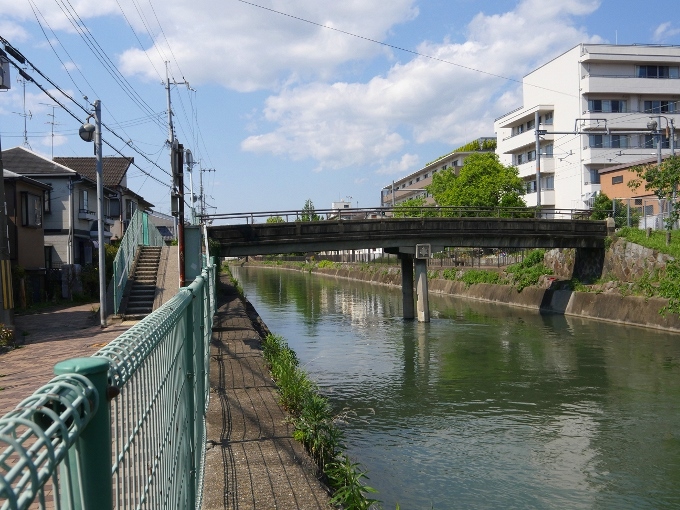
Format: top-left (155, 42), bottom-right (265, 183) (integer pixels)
top-left (242, 0), bottom-right (603, 171)
top-left (376, 153), bottom-right (419, 175)
top-left (117, 0), bottom-right (418, 91)
top-left (653, 22), bottom-right (680, 43)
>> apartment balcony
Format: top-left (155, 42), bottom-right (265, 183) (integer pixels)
top-left (523, 189), bottom-right (555, 208)
top-left (582, 74), bottom-right (680, 95)
top-left (502, 125), bottom-right (554, 153)
top-left (104, 215), bottom-right (116, 226)
top-left (78, 208), bottom-right (96, 221)
top-left (516, 157), bottom-right (555, 178)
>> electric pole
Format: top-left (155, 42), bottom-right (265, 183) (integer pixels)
top-left (165, 62), bottom-right (191, 287)
top-left (0, 50), bottom-right (14, 327)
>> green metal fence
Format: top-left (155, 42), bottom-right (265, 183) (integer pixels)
top-left (0, 259), bottom-right (216, 510)
top-left (112, 210), bottom-right (166, 315)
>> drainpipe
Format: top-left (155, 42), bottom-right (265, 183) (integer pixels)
top-left (68, 177), bottom-right (73, 265)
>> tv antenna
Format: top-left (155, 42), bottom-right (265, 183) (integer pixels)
top-left (40, 103), bottom-right (60, 158)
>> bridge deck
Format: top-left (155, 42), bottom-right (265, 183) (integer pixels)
top-left (209, 217), bottom-right (608, 257)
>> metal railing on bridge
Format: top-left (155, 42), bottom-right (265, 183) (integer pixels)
top-left (203, 206), bottom-right (593, 225)
top-left (0, 259), bottom-right (216, 510)
top-left (112, 210), bottom-right (166, 315)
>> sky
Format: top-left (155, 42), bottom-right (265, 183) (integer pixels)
top-left (0, 0), bottom-right (679, 222)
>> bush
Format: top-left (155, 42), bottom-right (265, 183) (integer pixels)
top-left (459, 270), bottom-right (501, 287)
top-left (261, 334), bottom-right (377, 508)
top-left (506, 249), bottom-right (552, 291)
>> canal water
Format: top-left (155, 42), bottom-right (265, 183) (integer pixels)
top-left (231, 266), bottom-right (680, 509)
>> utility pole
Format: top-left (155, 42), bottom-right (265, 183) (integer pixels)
top-left (199, 166), bottom-right (215, 217)
top-left (165, 62), bottom-right (191, 287)
top-left (185, 149), bottom-right (195, 221)
top-left (94, 101), bottom-right (106, 327)
top-left (0, 50), bottom-right (13, 326)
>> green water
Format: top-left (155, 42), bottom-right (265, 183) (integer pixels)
top-left (232, 266), bottom-right (680, 509)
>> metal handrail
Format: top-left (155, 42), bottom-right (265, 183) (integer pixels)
top-left (111, 210), bottom-right (165, 315)
top-left (0, 259), bottom-right (217, 510)
top-left (203, 206), bottom-right (596, 224)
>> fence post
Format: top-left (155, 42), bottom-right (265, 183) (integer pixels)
top-left (53, 357), bottom-right (113, 510)
top-left (185, 286), bottom-right (198, 508)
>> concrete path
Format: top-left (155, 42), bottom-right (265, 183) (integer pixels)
top-left (202, 276), bottom-right (332, 509)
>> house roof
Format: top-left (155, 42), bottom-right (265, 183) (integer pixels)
top-left (53, 156), bottom-right (133, 187)
top-left (2, 146), bottom-right (77, 176)
top-left (1, 146), bottom-right (117, 195)
top-left (3, 169), bottom-right (53, 191)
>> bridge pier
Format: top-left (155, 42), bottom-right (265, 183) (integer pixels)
top-left (415, 258), bottom-right (430, 323)
top-left (400, 254), bottom-right (415, 320)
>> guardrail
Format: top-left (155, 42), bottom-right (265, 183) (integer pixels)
top-left (112, 210), bottom-right (165, 314)
top-left (0, 259), bottom-right (216, 510)
top-left (203, 206), bottom-right (594, 224)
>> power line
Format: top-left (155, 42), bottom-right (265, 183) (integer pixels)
top-left (234, 0), bottom-right (579, 98)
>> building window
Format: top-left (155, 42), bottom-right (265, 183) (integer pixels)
top-left (644, 134), bottom-right (670, 149)
top-left (543, 144), bottom-right (554, 157)
top-left (43, 189), bottom-right (51, 214)
top-left (527, 150), bottom-right (536, 162)
top-left (636, 65), bottom-right (679, 78)
top-left (543, 112), bottom-right (554, 125)
top-left (586, 168), bottom-right (600, 185)
top-left (416, 177), bottom-right (420, 182)
top-left (543, 175), bottom-right (555, 190)
top-left (527, 119), bottom-right (535, 130)
top-left (516, 154), bottom-right (524, 165)
top-left (612, 175), bottom-right (624, 185)
top-left (589, 134), bottom-right (629, 149)
top-left (424, 173), bottom-right (429, 178)
top-left (408, 180), bottom-right (413, 185)
top-left (588, 99), bottom-right (627, 113)
top-left (80, 189), bottom-right (89, 212)
top-left (643, 100), bottom-right (677, 114)
top-left (21, 192), bottom-right (42, 227)
top-left (526, 180), bottom-right (536, 193)
top-left (126, 199), bottom-right (137, 219)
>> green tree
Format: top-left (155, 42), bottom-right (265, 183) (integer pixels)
top-left (300, 199), bottom-right (321, 221)
top-left (427, 153), bottom-right (526, 210)
top-left (392, 197), bottom-right (438, 218)
top-left (590, 192), bottom-right (640, 228)
top-left (267, 216), bottom-right (285, 223)
top-left (629, 155), bottom-right (680, 232)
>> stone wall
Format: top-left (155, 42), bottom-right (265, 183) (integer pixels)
top-left (545, 238), bottom-right (674, 282)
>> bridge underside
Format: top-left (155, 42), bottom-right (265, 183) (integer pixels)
top-left (209, 217), bottom-right (608, 323)
top-left (208, 217), bottom-right (607, 257)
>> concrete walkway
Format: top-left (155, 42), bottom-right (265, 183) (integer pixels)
top-left (202, 275), bottom-right (332, 509)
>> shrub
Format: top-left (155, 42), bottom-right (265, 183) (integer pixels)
top-left (506, 249), bottom-right (552, 291)
top-left (261, 333), bottom-right (377, 508)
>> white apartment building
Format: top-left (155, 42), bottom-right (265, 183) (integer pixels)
top-left (380, 137), bottom-right (496, 207)
top-left (494, 44), bottom-right (680, 210)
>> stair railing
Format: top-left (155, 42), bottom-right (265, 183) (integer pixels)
top-left (112, 210), bottom-right (165, 314)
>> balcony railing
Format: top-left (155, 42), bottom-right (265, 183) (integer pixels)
top-left (78, 208), bottom-right (96, 220)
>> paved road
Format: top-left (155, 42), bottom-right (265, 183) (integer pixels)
top-left (0, 304), bottom-right (136, 415)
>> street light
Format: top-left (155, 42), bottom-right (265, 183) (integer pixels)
top-left (80, 100), bottom-right (107, 327)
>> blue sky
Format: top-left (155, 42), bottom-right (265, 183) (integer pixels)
top-left (1, 0), bottom-right (679, 220)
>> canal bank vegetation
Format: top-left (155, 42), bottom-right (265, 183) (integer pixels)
top-left (261, 333), bottom-right (378, 510)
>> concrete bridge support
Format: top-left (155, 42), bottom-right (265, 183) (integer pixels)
top-left (400, 254), bottom-right (415, 320)
top-left (415, 258), bottom-right (430, 323)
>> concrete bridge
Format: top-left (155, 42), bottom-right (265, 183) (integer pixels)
top-left (207, 207), bottom-right (610, 323)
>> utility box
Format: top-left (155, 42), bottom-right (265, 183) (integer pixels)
top-left (184, 225), bottom-right (202, 282)
top-left (0, 52), bottom-right (10, 90)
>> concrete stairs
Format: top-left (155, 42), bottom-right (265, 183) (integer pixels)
top-left (123, 246), bottom-right (162, 319)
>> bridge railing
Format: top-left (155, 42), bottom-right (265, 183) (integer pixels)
top-left (0, 259), bottom-right (216, 510)
top-left (203, 206), bottom-right (593, 224)
top-left (112, 210), bottom-right (166, 315)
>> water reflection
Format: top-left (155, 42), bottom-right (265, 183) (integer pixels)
top-left (233, 266), bottom-right (680, 509)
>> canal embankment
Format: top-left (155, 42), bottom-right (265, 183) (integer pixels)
top-left (236, 250), bottom-right (680, 333)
